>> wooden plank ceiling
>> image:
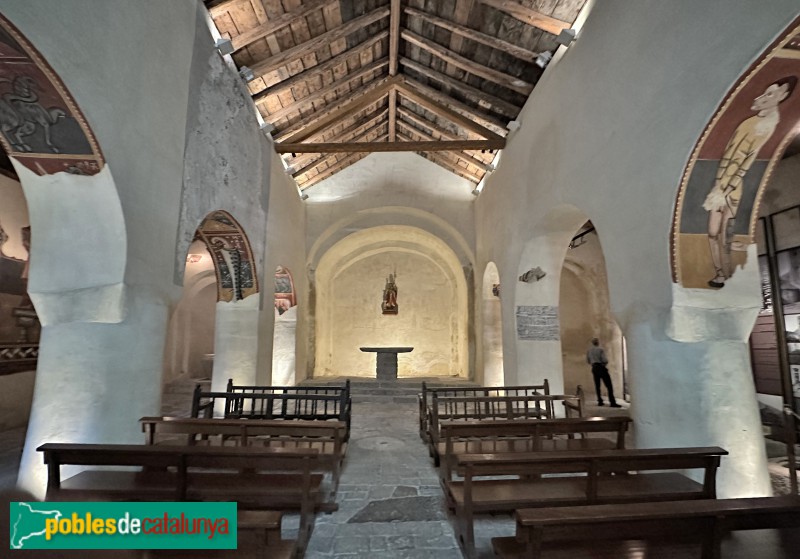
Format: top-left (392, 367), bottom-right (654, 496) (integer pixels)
top-left (206, 0), bottom-right (586, 190)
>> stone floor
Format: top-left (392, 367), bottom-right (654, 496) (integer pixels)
top-left (2, 377), bottom-right (800, 558)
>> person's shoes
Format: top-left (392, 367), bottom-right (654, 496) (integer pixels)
top-left (610, 403), bottom-right (622, 408)
top-left (707, 278), bottom-right (725, 289)
top-left (597, 401), bottom-right (605, 406)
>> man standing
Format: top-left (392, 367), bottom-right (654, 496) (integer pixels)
top-left (586, 338), bottom-right (621, 407)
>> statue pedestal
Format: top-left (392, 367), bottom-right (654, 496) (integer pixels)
top-left (360, 347), bottom-right (413, 380)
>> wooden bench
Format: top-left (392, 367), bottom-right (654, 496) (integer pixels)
top-left (139, 416), bottom-right (347, 493)
top-left (226, 379), bottom-right (352, 439)
top-left (192, 387), bottom-right (351, 441)
top-left (419, 381), bottom-right (550, 441)
top-left (492, 495), bottom-right (800, 559)
top-left (438, 416), bottom-right (631, 482)
top-left (428, 392), bottom-right (584, 466)
top-left (447, 446), bottom-right (727, 558)
top-left (38, 443), bottom-right (337, 556)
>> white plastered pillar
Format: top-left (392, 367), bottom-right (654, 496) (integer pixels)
top-left (628, 251), bottom-right (771, 498)
top-left (210, 294), bottom-right (261, 391)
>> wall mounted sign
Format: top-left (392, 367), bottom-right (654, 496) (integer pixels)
top-left (516, 305), bottom-right (559, 340)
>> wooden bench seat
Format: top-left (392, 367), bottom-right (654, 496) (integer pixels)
top-left (140, 416), bottom-right (347, 493)
top-left (38, 443), bottom-right (334, 556)
top-left (438, 417), bottom-right (631, 481)
top-left (448, 446), bottom-right (727, 558)
top-left (492, 495), bottom-right (800, 559)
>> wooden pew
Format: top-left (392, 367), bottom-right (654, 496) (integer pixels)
top-left (447, 446), bottom-right (727, 558)
top-left (438, 416), bottom-right (631, 482)
top-left (38, 443), bottom-right (336, 556)
top-left (492, 495), bottom-right (800, 559)
top-left (419, 381), bottom-right (550, 441)
top-left (191, 387), bottom-right (351, 441)
top-left (428, 392), bottom-right (584, 466)
top-left (139, 416), bottom-right (347, 493)
top-left (226, 379), bottom-right (352, 440)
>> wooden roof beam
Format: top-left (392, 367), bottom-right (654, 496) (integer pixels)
top-left (477, 0), bottom-right (571, 36)
top-left (397, 132), bottom-right (482, 183)
top-left (230, 0), bottom-right (336, 51)
top-left (251, 6), bottom-right (390, 78)
top-left (405, 7), bottom-right (539, 62)
top-left (288, 111), bottom-right (389, 173)
top-left (400, 57), bottom-right (520, 119)
top-left (252, 31), bottom-right (388, 102)
top-left (262, 58), bottom-right (388, 123)
top-left (276, 139), bottom-right (504, 154)
top-left (401, 29), bottom-right (533, 96)
top-left (389, 88), bottom-right (397, 142)
top-left (397, 120), bottom-right (494, 172)
top-left (400, 76), bottom-right (508, 136)
top-left (300, 140), bottom-right (389, 190)
top-left (292, 121), bottom-right (389, 178)
top-left (389, 0), bottom-right (402, 76)
top-left (397, 78), bottom-right (506, 142)
top-left (275, 76), bottom-right (396, 143)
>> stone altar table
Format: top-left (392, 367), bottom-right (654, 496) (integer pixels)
top-left (360, 347), bottom-right (413, 380)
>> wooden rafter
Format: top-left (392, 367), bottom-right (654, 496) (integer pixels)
top-left (229, 0), bottom-right (336, 51)
top-left (397, 78), bottom-right (505, 141)
top-left (396, 108), bottom-right (495, 170)
top-left (477, 0), bottom-right (571, 35)
top-left (289, 111), bottom-right (389, 174)
top-left (300, 139), bottom-right (390, 190)
top-left (389, 0), bottom-right (402, 76)
top-left (449, 0), bottom-right (476, 54)
top-left (400, 57), bottom-right (520, 119)
top-left (405, 7), bottom-right (539, 62)
top-left (292, 121), bottom-right (389, 178)
top-left (252, 31), bottom-right (388, 102)
top-left (276, 139), bottom-right (504, 154)
top-left (251, 7), bottom-right (390, 78)
top-left (397, 132), bottom-right (482, 183)
top-left (388, 89), bottom-right (397, 142)
top-left (262, 58), bottom-right (388, 123)
top-left (275, 77), bottom-right (395, 143)
top-left (400, 76), bottom-right (508, 136)
top-left (396, 120), bottom-right (494, 172)
top-left (401, 29), bottom-right (533, 96)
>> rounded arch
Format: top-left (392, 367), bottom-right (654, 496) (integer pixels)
top-left (272, 265), bottom-right (298, 386)
top-left (314, 225), bottom-right (469, 379)
top-left (195, 210), bottom-right (260, 303)
top-left (672, 18), bottom-right (800, 290)
top-left (481, 262), bottom-right (504, 387)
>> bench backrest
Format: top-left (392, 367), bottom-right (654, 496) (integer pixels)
top-left (457, 446), bottom-right (727, 500)
top-left (429, 393), bottom-right (584, 444)
top-left (192, 387), bottom-right (348, 421)
top-left (37, 442), bottom-right (328, 494)
top-left (140, 416), bottom-right (346, 453)
top-left (227, 379), bottom-right (350, 398)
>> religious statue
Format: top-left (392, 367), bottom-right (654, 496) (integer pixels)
top-left (381, 273), bottom-right (398, 315)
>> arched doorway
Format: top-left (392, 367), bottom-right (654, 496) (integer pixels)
top-left (272, 265), bottom-right (297, 386)
top-left (163, 240), bottom-right (217, 384)
top-left (481, 262), bottom-right (504, 387)
top-left (559, 222), bottom-right (626, 406)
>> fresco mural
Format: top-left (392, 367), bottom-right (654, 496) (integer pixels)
top-left (0, 14), bottom-right (104, 176)
top-left (672, 20), bottom-right (800, 288)
top-left (0, 174), bottom-right (38, 374)
top-left (274, 265), bottom-right (296, 315)
top-left (195, 211), bottom-right (258, 303)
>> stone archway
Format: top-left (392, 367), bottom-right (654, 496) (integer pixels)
top-left (194, 210), bottom-right (261, 392)
top-left (481, 262), bottom-right (504, 387)
top-left (272, 265), bottom-right (297, 386)
top-left (314, 225), bottom-right (469, 379)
